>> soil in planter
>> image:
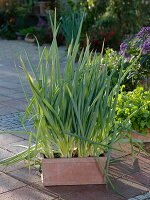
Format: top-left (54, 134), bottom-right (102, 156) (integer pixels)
top-left (43, 150), bottom-right (106, 159)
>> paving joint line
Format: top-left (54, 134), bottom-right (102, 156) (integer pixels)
top-left (0, 185), bottom-right (27, 195)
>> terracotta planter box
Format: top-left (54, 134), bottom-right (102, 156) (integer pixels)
top-left (42, 157), bottom-right (107, 186)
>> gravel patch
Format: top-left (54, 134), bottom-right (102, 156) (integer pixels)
top-left (0, 112), bottom-right (33, 131)
top-left (129, 193), bottom-right (150, 200)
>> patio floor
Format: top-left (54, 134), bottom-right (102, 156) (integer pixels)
top-left (0, 39), bottom-right (150, 200)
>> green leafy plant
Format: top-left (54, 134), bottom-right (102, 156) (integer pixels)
top-left (14, 5), bottom-right (33, 30)
top-left (0, 23), bottom-right (16, 39)
top-left (59, 0), bottom-right (107, 33)
top-left (19, 26), bottom-right (36, 36)
top-left (102, 48), bottom-right (137, 91)
top-left (116, 86), bottom-right (150, 133)
top-left (0, 3), bottom-right (35, 39)
top-left (60, 11), bottom-right (85, 46)
top-left (34, 27), bottom-right (53, 45)
top-left (0, 14), bottom-right (136, 174)
top-left (0, 5), bottom-right (16, 39)
top-left (107, 0), bottom-right (150, 35)
top-left (87, 0), bottom-right (150, 51)
top-left (86, 12), bottom-right (121, 51)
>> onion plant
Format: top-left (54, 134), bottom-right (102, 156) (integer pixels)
top-left (61, 11), bottom-right (85, 46)
top-left (0, 13), bottom-right (135, 168)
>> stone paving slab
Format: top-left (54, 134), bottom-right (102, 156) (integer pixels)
top-left (5, 92), bottom-right (28, 100)
top-left (0, 99), bottom-right (27, 109)
top-left (3, 140), bottom-right (30, 154)
top-left (8, 167), bottom-right (41, 184)
top-left (46, 185), bottom-right (125, 200)
top-left (0, 133), bottom-right (23, 147)
top-left (0, 96), bottom-right (13, 101)
top-left (0, 185), bottom-right (57, 200)
top-left (56, 185), bottom-right (124, 200)
top-left (0, 161), bottom-right (26, 174)
top-left (0, 148), bottom-right (12, 160)
top-left (111, 175), bottom-right (150, 199)
top-left (0, 106), bottom-right (19, 115)
top-left (10, 131), bottom-right (30, 140)
top-left (0, 173), bottom-right (26, 194)
top-left (0, 87), bottom-right (23, 96)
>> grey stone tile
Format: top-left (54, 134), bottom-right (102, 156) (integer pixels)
top-left (136, 153), bottom-right (150, 170)
top-left (45, 184), bottom-right (125, 200)
top-left (111, 143), bottom-right (132, 159)
top-left (109, 159), bottom-right (137, 179)
top-left (0, 100), bottom-right (27, 112)
top-left (0, 106), bottom-right (19, 115)
top-left (5, 92), bottom-right (26, 100)
top-left (0, 185), bottom-right (56, 199)
top-left (0, 173), bottom-right (26, 194)
top-left (0, 133), bottom-right (23, 147)
top-left (0, 82), bottom-right (21, 90)
top-left (4, 140), bottom-right (29, 154)
top-left (0, 162), bottom-right (25, 173)
top-left (111, 175), bottom-right (150, 199)
top-left (11, 132), bottom-right (30, 140)
top-left (0, 96), bottom-right (13, 102)
top-left (13, 103), bottom-right (27, 112)
top-left (127, 168), bottom-right (150, 187)
top-left (8, 167), bottom-right (41, 184)
top-left (114, 152), bottom-right (150, 172)
top-left (0, 87), bottom-right (20, 96)
top-left (0, 99), bottom-right (26, 106)
top-left (0, 147), bottom-right (12, 160)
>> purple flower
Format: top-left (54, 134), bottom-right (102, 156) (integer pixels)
top-left (124, 52), bottom-right (131, 59)
top-left (120, 42), bottom-right (128, 54)
top-left (119, 42), bottom-right (131, 59)
top-left (136, 27), bottom-right (150, 39)
top-left (141, 37), bottom-right (150, 54)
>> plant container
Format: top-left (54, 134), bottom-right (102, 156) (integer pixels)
top-left (41, 157), bottom-right (107, 186)
top-left (25, 33), bottom-right (35, 43)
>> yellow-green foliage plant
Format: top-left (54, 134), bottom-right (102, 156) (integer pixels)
top-left (116, 86), bottom-right (150, 133)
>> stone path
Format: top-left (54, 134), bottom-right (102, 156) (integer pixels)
top-left (0, 39), bottom-right (150, 200)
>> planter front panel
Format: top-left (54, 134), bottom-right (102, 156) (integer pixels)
top-left (42, 157), bottom-right (106, 186)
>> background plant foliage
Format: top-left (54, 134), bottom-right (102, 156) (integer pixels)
top-left (0, 0), bottom-right (149, 48)
top-left (102, 48), bottom-right (139, 91)
top-left (116, 87), bottom-right (150, 133)
top-left (78, 0), bottom-right (150, 51)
